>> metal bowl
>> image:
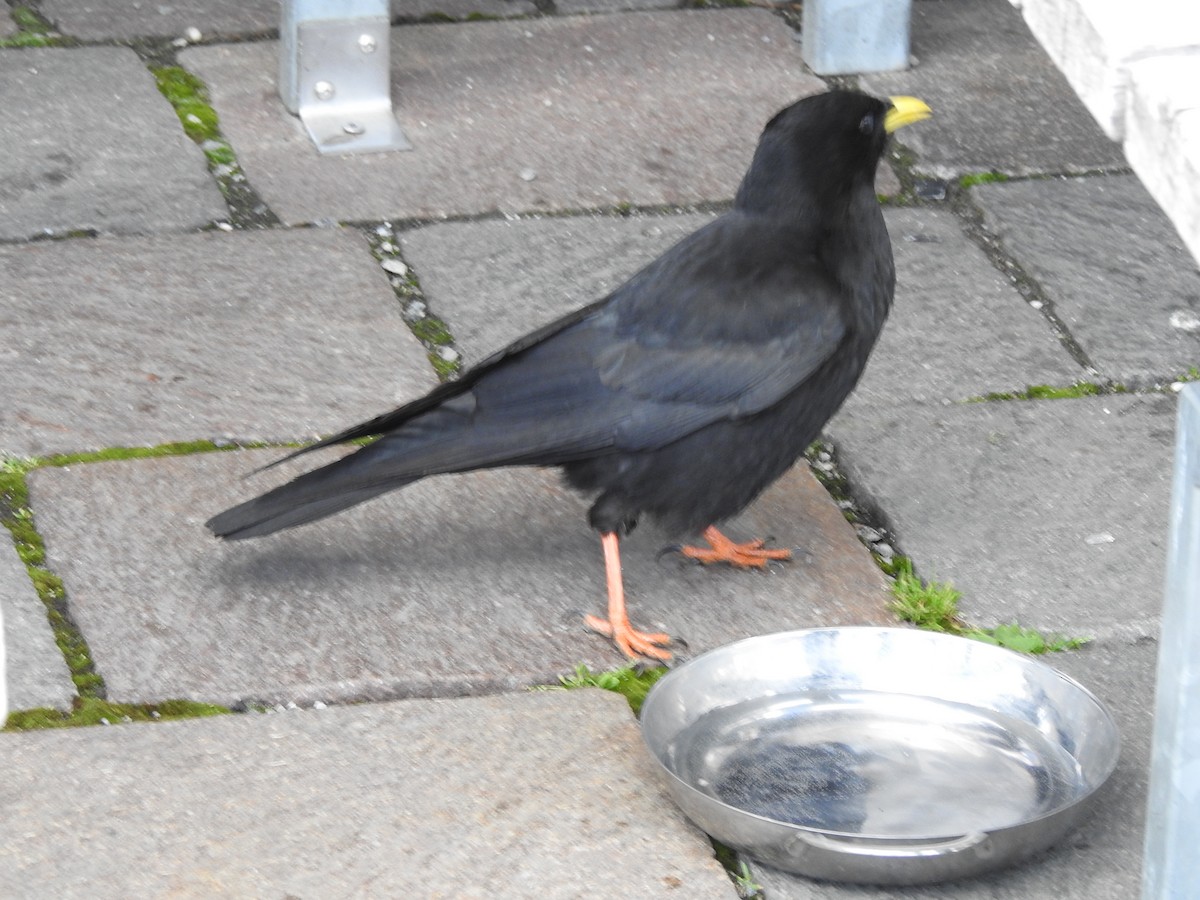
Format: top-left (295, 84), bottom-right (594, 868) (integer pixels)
top-left (639, 627), bottom-right (1119, 885)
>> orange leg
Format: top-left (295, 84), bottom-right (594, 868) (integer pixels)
top-left (584, 532), bottom-right (672, 662)
top-left (680, 525), bottom-right (792, 568)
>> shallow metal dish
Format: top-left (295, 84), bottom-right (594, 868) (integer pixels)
top-left (640, 627), bottom-right (1119, 885)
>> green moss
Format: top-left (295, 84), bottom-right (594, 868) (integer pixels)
top-left (429, 351), bottom-right (460, 381)
top-left (149, 63), bottom-right (279, 227)
top-left (152, 66), bottom-right (222, 142)
top-left (4, 696), bottom-right (229, 732)
top-left (541, 664), bottom-right (668, 716)
top-left (152, 65), bottom-right (206, 106)
top-left (2, 3), bottom-right (63, 45)
top-left (366, 225), bottom-right (463, 382)
top-left (959, 170), bottom-right (1011, 189)
top-left (0, 29), bottom-right (57, 47)
top-left (42, 439), bottom-right (244, 469)
top-left (203, 143), bottom-right (237, 167)
top-left (1, 464), bottom-right (106, 698)
top-left (410, 317), bottom-right (454, 346)
top-left (969, 382), bottom-right (1113, 402)
top-left (153, 66), bottom-right (222, 142)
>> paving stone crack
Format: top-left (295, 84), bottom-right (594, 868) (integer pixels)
top-left (950, 187), bottom-right (1103, 380)
top-left (364, 222), bottom-right (465, 382)
top-left (136, 45), bottom-right (283, 231)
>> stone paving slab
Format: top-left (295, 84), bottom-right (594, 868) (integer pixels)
top-left (181, 10), bottom-right (823, 224)
top-left (28, 448), bottom-right (890, 707)
top-left (0, 689), bottom-right (732, 898)
top-left (0, 47), bottom-right (227, 241)
top-left (1, 541), bottom-right (74, 712)
top-left (830, 393), bottom-right (1174, 637)
top-left (0, 227), bottom-right (433, 457)
top-left (41, 0), bottom-right (537, 41)
top-left (750, 635), bottom-right (1155, 898)
top-left (974, 175), bottom-right (1200, 386)
top-left (859, 0), bottom-right (1127, 179)
top-left (848, 206), bottom-right (1082, 413)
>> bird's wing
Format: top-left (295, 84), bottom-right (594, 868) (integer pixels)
top-left (588, 218), bottom-right (849, 450)
top-left (268, 214), bottom-right (848, 471)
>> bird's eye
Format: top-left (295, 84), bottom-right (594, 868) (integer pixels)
top-left (859, 113), bottom-right (875, 134)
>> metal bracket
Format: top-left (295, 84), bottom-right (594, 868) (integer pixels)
top-left (279, 0), bottom-right (412, 156)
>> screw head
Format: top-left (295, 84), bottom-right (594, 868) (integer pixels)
top-left (358, 34), bottom-right (377, 53)
top-left (343, 122), bottom-right (365, 136)
top-left (313, 80), bottom-right (334, 101)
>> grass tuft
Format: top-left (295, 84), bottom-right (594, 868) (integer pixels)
top-left (890, 558), bottom-right (1086, 653)
top-left (889, 557), bottom-right (963, 632)
top-left (540, 664), bottom-right (668, 716)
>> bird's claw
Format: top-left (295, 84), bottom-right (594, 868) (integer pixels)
top-left (585, 614), bottom-right (672, 662)
top-left (680, 526), bottom-right (793, 569)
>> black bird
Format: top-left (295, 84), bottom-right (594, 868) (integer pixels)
top-left (207, 91), bottom-right (931, 661)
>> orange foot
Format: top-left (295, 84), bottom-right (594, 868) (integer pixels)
top-left (680, 525), bottom-right (793, 569)
top-left (584, 613), bottom-right (672, 662)
top-left (587, 531), bottom-right (672, 662)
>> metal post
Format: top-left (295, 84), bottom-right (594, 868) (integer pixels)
top-left (1143, 383), bottom-right (1200, 897)
top-left (279, 0), bottom-right (412, 155)
top-left (801, 0), bottom-right (913, 76)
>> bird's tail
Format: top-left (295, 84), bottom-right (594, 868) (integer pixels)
top-left (206, 402), bottom-right (594, 540)
top-left (205, 456), bottom-right (419, 540)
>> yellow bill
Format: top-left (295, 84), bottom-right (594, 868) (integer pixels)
top-left (884, 96), bottom-right (933, 133)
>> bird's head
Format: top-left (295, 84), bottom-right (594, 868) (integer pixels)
top-left (735, 91), bottom-right (931, 214)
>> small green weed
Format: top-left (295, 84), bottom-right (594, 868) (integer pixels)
top-left (731, 861), bottom-right (763, 898)
top-left (890, 558), bottom-right (1086, 653)
top-left (543, 664), bottom-right (668, 715)
top-left (710, 842), bottom-right (763, 898)
top-left (965, 623), bottom-right (1086, 654)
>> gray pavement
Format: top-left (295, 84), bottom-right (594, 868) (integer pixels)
top-left (0, 689), bottom-right (731, 898)
top-left (1, 1), bottom-right (1197, 897)
top-left (0, 46), bottom-right (226, 240)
